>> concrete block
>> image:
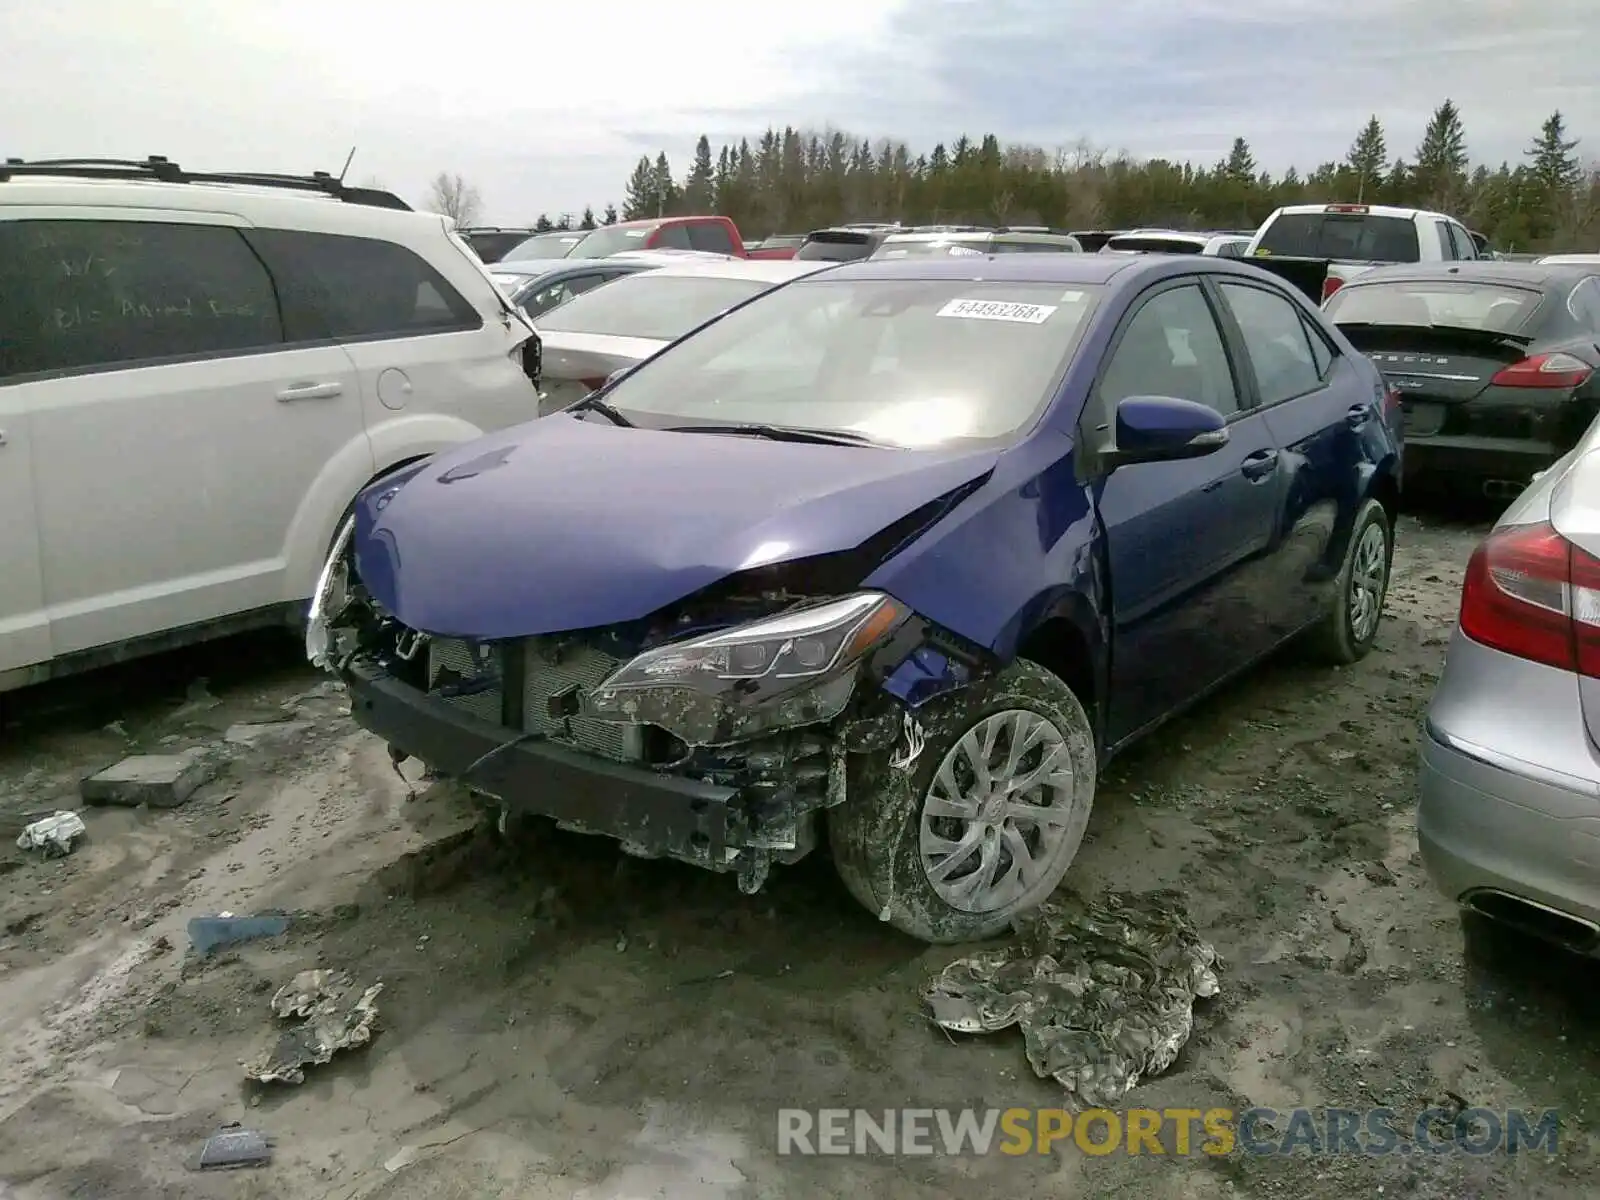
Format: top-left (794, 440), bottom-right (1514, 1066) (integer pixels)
top-left (82, 750), bottom-right (215, 809)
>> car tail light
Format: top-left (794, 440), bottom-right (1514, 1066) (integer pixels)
top-left (1488, 352), bottom-right (1593, 389)
top-left (1459, 522), bottom-right (1600, 676)
top-left (1321, 276), bottom-right (1344, 303)
top-left (1325, 204), bottom-right (1369, 214)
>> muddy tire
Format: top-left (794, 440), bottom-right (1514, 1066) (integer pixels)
top-left (1306, 497), bottom-right (1392, 665)
top-left (828, 659), bottom-right (1097, 943)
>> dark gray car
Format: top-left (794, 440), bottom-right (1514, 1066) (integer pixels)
top-left (486, 258), bottom-right (655, 320)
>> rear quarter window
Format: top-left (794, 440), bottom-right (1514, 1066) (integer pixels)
top-left (1256, 214), bottom-right (1421, 262)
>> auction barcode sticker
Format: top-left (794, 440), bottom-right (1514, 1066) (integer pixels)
top-left (937, 298), bottom-right (1057, 324)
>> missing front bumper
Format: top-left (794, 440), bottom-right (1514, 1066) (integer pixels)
top-left (344, 659), bottom-right (767, 867)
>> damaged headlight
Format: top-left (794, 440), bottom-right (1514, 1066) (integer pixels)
top-left (585, 592), bottom-right (909, 745)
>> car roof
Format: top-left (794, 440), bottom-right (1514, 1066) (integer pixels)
top-left (816, 254), bottom-right (1141, 285)
top-left (488, 258), bottom-right (577, 277)
top-left (0, 175), bottom-right (439, 238)
top-left (1342, 261), bottom-right (1598, 288)
top-left (646, 258), bottom-right (830, 281)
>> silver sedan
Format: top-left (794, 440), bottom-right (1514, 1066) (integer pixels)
top-left (1418, 416), bottom-right (1600, 954)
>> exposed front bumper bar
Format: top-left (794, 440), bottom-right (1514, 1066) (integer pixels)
top-left (342, 659), bottom-right (740, 862)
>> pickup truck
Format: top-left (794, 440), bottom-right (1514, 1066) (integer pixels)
top-left (549, 215), bottom-right (796, 261)
top-left (1246, 203), bottom-right (1488, 303)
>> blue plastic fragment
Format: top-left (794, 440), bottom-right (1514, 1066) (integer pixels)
top-left (187, 915), bottom-right (289, 956)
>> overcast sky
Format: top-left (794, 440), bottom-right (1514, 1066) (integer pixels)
top-left (4, 0), bottom-right (1596, 223)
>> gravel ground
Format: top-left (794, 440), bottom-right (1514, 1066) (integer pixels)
top-left (0, 509), bottom-right (1596, 1199)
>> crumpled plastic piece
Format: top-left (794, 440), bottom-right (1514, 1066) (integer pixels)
top-left (923, 890), bottom-right (1220, 1108)
top-left (243, 968), bottom-right (383, 1084)
top-left (16, 811), bottom-right (86, 856)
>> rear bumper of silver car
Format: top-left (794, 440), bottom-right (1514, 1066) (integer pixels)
top-left (1418, 722), bottom-right (1600, 950)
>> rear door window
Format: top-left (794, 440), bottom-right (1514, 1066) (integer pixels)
top-left (0, 218), bottom-right (284, 379)
top-left (1434, 220), bottom-right (1459, 260)
top-left (1218, 282), bottom-right (1324, 405)
top-left (686, 222), bottom-right (736, 255)
top-left (243, 229), bottom-right (482, 342)
top-left (1255, 213), bottom-right (1422, 262)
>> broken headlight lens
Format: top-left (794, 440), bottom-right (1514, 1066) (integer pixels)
top-left (585, 592), bottom-right (908, 744)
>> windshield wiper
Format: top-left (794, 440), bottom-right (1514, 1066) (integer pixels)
top-left (664, 422), bottom-right (884, 447)
top-left (568, 393), bottom-right (635, 427)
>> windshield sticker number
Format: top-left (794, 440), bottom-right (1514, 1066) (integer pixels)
top-left (937, 298), bottom-right (1057, 324)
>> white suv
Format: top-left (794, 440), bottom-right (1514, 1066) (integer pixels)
top-left (0, 158), bottom-right (543, 693)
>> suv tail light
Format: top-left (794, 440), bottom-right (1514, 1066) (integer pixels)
top-left (1321, 276), bottom-right (1344, 303)
top-left (1489, 352), bottom-right (1593, 389)
top-left (1459, 522), bottom-right (1600, 676)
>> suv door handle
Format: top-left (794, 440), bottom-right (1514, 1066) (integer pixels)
top-left (1346, 403), bottom-right (1373, 429)
top-left (277, 382), bottom-right (343, 402)
top-left (1240, 449), bottom-right (1279, 481)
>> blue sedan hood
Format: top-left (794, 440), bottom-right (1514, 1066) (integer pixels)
top-left (354, 414), bottom-right (998, 638)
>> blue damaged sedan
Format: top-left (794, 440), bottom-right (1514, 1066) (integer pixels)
top-left (306, 253), bottom-right (1402, 943)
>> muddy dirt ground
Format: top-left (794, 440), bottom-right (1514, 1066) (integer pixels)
top-left (1, 508), bottom-right (1598, 1200)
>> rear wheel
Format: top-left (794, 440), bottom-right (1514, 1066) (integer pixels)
top-left (828, 659), bottom-right (1097, 943)
top-left (1306, 498), bottom-right (1391, 665)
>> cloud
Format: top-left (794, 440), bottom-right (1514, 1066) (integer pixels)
top-left (1, 0), bottom-right (1594, 221)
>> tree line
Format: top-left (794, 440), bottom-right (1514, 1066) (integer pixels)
top-left (602, 102), bottom-right (1593, 251)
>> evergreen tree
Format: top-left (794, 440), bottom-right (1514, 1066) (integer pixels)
top-left (553, 213), bottom-right (572, 231)
top-left (1414, 99), bottom-right (1468, 205)
top-left (621, 157), bottom-right (655, 221)
top-left (683, 135), bottom-right (715, 211)
top-left (1224, 138), bottom-right (1256, 181)
top-left (579, 206), bottom-right (597, 230)
top-left (533, 214), bottom-right (553, 232)
top-left (602, 203), bottom-right (619, 225)
top-left (1527, 110), bottom-right (1582, 193)
top-left (651, 152), bottom-right (679, 216)
top-left (1346, 116), bottom-right (1387, 200)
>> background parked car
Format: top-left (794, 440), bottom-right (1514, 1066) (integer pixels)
top-left (794, 226), bottom-right (900, 261)
top-left (503, 215), bottom-right (785, 263)
top-left (0, 157), bottom-right (542, 691)
top-left (870, 229), bottom-right (1083, 258)
top-left (457, 226), bottom-right (548, 263)
top-left (1418, 418), bottom-right (1600, 956)
top-left (498, 229), bottom-right (587, 262)
top-left (532, 258), bottom-right (828, 414)
top-left (1324, 261), bottom-right (1600, 499)
top-left (487, 250), bottom-right (725, 320)
top-left (1100, 230), bottom-right (1252, 256)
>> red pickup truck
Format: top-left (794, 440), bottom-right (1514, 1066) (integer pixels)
top-left (559, 215), bottom-right (795, 260)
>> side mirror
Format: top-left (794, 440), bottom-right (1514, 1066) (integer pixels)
top-left (1104, 396), bottom-right (1229, 470)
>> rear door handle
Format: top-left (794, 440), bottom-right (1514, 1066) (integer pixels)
top-left (1346, 403), bottom-right (1373, 429)
top-left (1240, 449), bottom-right (1279, 481)
top-left (277, 382), bottom-right (343, 402)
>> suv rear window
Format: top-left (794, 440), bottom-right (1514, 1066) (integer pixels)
top-left (1325, 280), bottom-right (1543, 335)
top-left (1255, 213), bottom-right (1421, 262)
top-left (795, 232), bottom-right (874, 262)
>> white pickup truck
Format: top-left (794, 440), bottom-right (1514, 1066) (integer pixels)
top-left (1244, 203), bottom-right (1486, 303)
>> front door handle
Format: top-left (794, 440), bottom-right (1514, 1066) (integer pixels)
top-left (1240, 449), bottom-right (1279, 481)
top-left (277, 382), bottom-right (344, 403)
top-left (1346, 403), bottom-right (1373, 429)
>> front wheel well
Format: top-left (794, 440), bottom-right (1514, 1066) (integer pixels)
top-left (1016, 617), bottom-right (1097, 726)
top-left (1371, 471), bottom-right (1400, 529)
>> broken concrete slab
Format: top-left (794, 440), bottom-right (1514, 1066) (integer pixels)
top-left (81, 750), bottom-right (215, 809)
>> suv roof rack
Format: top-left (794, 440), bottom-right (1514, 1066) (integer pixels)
top-left (0, 156), bottom-right (413, 210)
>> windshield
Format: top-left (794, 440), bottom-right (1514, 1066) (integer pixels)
top-left (871, 239), bottom-right (989, 260)
top-left (565, 225), bottom-right (656, 258)
top-left (504, 232), bottom-right (585, 261)
top-left (1326, 280), bottom-right (1543, 334)
top-left (534, 274), bottom-right (772, 341)
top-left (597, 279), bottom-right (1101, 448)
top-left (1255, 212), bottom-right (1421, 262)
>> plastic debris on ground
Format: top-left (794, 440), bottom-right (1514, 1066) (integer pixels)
top-left (243, 969), bottom-right (383, 1085)
top-left (15, 811), bottom-right (86, 857)
top-left (194, 1124), bottom-right (272, 1170)
top-left (188, 913), bottom-right (290, 955)
top-left (923, 890), bottom-right (1220, 1108)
